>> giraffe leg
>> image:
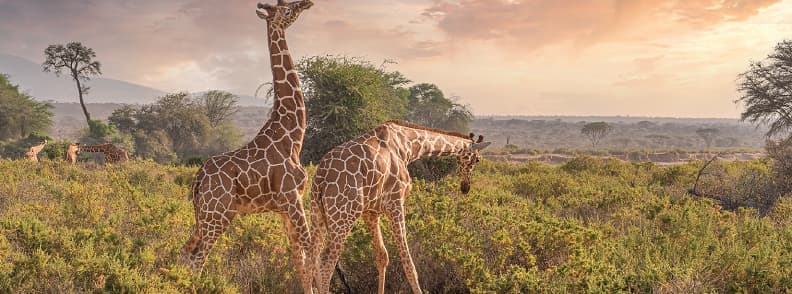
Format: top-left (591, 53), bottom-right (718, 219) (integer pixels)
top-left (316, 220), bottom-right (356, 294)
top-left (180, 208), bottom-right (236, 274)
top-left (316, 192), bottom-right (361, 294)
top-left (386, 205), bottom-right (422, 294)
top-left (181, 172), bottom-right (237, 274)
top-left (280, 198), bottom-right (313, 294)
top-left (363, 212), bottom-right (388, 294)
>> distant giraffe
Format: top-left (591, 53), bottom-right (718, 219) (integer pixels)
top-left (179, 1), bottom-right (316, 292)
top-left (308, 120), bottom-right (491, 294)
top-left (65, 143), bottom-right (80, 164)
top-left (78, 143), bottom-right (129, 164)
top-left (25, 139), bottom-right (47, 162)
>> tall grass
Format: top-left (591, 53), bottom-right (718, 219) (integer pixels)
top-left (0, 158), bottom-right (790, 292)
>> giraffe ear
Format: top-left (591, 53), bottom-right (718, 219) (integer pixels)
top-left (469, 133), bottom-right (475, 140)
top-left (477, 135), bottom-right (484, 143)
top-left (278, 0), bottom-right (287, 5)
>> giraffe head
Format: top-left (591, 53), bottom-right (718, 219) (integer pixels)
top-left (256, 0), bottom-right (313, 29)
top-left (457, 133), bottom-right (491, 194)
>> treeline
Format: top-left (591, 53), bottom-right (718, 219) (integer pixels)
top-left (474, 118), bottom-right (765, 152)
top-left (0, 55), bottom-right (473, 166)
top-left (0, 74), bottom-right (56, 158)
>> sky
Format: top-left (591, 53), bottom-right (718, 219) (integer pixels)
top-left (1, 0), bottom-right (791, 118)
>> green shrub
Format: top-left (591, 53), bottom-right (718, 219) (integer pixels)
top-left (0, 158), bottom-right (790, 292)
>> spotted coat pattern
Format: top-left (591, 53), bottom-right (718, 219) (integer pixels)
top-left (308, 120), bottom-right (490, 294)
top-left (78, 143), bottom-right (130, 164)
top-left (179, 1), bottom-right (315, 293)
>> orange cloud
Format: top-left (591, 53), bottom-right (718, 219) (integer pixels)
top-left (425, 0), bottom-right (782, 49)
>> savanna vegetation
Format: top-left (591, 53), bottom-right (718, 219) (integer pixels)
top-left (2, 156), bottom-right (792, 293)
top-left (3, 36), bottom-right (792, 293)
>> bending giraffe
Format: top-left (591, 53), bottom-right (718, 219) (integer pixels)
top-left (308, 120), bottom-right (491, 294)
top-left (180, 1), bottom-right (315, 292)
top-left (25, 139), bottom-right (47, 162)
top-left (78, 143), bottom-right (129, 164)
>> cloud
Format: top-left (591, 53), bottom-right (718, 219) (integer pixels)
top-left (424, 0), bottom-right (783, 50)
top-left (0, 0), bottom-right (439, 93)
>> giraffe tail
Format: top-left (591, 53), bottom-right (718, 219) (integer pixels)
top-left (307, 182), bottom-right (328, 286)
top-left (180, 169), bottom-right (207, 269)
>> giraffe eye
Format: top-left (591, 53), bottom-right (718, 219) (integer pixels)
top-left (284, 9), bottom-right (292, 16)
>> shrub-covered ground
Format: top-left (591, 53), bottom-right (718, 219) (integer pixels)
top-left (1, 158), bottom-right (791, 293)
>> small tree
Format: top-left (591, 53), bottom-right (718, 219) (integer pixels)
top-left (737, 40), bottom-right (792, 137)
top-left (696, 128), bottom-right (719, 149)
top-left (581, 122), bottom-right (613, 149)
top-left (42, 42), bottom-right (101, 125)
top-left (299, 55), bottom-right (409, 163)
top-left (0, 74), bottom-right (53, 140)
top-left (405, 83), bottom-right (473, 133)
top-left (197, 90), bottom-right (239, 127)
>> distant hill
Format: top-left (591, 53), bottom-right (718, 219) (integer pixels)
top-left (0, 53), bottom-right (268, 106)
top-left (0, 53), bottom-right (165, 104)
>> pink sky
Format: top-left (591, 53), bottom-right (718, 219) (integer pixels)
top-left (1, 0), bottom-right (791, 117)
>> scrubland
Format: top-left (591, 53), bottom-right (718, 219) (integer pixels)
top-left (1, 158), bottom-right (791, 293)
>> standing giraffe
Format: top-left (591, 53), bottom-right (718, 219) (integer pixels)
top-left (180, 1), bottom-right (315, 292)
top-left (64, 143), bottom-right (80, 164)
top-left (25, 139), bottom-right (47, 162)
top-left (78, 143), bottom-right (129, 164)
top-left (308, 120), bottom-right (491, 294)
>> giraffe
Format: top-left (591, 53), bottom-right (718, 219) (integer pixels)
top-left (78, 143), bottom-right (129, 164)
top-left (65, 143), bottom-right (80, 164)
top-left (179, 1), bottom-right (315, 292)
top-left (308, 120), bottom-right (491, 294)
top-left (25, 139), bottom-right (47, 162)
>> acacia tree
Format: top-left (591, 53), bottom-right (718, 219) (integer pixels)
top-left (581, 122), bottom-right (613, 149)
top-left (298, 55), bottom-right (409, 163)
top-left (197, 90), bottom-right (239, 127)
top-left (737, 40), bottom-right (792, 137)
top-left (42, 42), bottom-right (101, 125)
top-left (406, 83), bottom-right (473, 133)
top-left (696, 128), bottom-right (719, 149)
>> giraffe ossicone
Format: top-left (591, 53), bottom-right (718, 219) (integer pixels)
top-left (180, 1), bottom-right (315, 293)
top-left (307, 120), bottom-right (491, 294)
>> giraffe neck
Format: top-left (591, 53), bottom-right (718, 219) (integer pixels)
top-left (255, 25), bottom-right (306, 154)
top-left (386, 123), bottom-right (471, 163)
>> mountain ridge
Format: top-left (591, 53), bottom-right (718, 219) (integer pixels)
top-left (0, 53), bottom-right (267, 106)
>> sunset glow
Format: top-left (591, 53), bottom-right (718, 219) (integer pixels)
top-left (1, 0), bottom-right (791, 117)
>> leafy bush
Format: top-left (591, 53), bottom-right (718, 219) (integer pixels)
top-left (0, 158), bottom-right (790, 293)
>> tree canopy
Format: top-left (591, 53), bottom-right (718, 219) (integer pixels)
top-left (581, 122), bottom-right (613, 149)
top-left (197, 90), bottom-right (239, 127)
top-left (0, 74), bottom-right (53, 141)
top-left (405, 83), bottom-right (473, 133)
top-left (108, 92), bottom-right (241, 163)
top-left (737, 39), bottom-right (792, 138)
top-left (696, 128), bottom-right (719, 149)
top-left (298, 56), bottom-right (409, 163)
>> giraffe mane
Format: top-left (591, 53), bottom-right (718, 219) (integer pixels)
top-left (384, 120), bottom-right (471, 140)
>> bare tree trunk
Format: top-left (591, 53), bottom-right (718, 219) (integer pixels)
top-left (74, 76), bottom-right (91, 124)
